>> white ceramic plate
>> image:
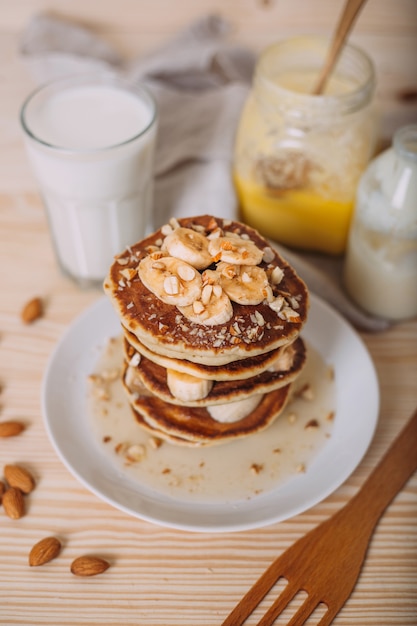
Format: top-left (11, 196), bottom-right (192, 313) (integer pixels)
top-left (42, 294), bottom-right (379, 532)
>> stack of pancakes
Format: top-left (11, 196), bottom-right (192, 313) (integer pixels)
top-left (104, 215), bottom-right (309, 446)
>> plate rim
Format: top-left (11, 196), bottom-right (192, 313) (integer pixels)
top-left (41, 293), bottom-right (380, 532)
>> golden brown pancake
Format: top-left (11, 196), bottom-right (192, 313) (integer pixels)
top-left (123, 328), bottom-right (296, 381)
top-left (128, 384), bottom-right (292, 446)
top-left (104, 215), bottom-right (309, 365)
top-left (123, 337), bottom-right (306, 407)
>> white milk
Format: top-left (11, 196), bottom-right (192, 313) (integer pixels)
top-left (21, 76), bottom-right (157, 284)
top-left (344, 125), bottom-right (417, 320)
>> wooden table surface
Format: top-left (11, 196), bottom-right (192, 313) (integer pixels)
top-left (1, 2), bottom-right (416, 624)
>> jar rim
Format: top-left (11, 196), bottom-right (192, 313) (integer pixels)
top-left (254, 35), bottom-right (375, 116)
top-left (394, 125), bottom-right (417, 163)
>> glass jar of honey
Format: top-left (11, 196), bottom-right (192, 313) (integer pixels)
top-left (233, 36), bottom-right (377, 254)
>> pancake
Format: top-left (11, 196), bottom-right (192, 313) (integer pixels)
top-left (104, 215), bottom-right (309, 365)
top-left (104, 214), bottom-right (309, 447)
top-left (128, 384), bottom-right (292, 446)
top-left (124, 328), bottom-right (296, 381)
top-left (123, 337), bottom-right (306, 407)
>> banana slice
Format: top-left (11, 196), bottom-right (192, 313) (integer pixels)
top-left (163, 227), bottom-right (213, 269)
top-left (208, 394), bottom-right (263, 423)
top-left (138, 253), bottom-right (202, 306)
top-left (217, 262), bottom-right (270, 305)
top-left (166, 369), bottom-right (213, 402)
top-left (208, 236), bottom-right (263, 265)
top-left (178, 269), bottom-right (233, 326)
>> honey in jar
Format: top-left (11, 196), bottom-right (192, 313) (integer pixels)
top-left (233, 36), bottom-right (377, 254)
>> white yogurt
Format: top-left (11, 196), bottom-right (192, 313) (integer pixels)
top-left (21, 76), bottom-right (157, 284)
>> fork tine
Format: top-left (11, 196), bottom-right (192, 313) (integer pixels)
top-left (257, 590), bottom-right (317, 626)
top-left (315, 605), bottom-right (338, 626)
top-left (221, 560), bottom-right (288, 625)
top-left (255, 583), bottom-right (298, 626)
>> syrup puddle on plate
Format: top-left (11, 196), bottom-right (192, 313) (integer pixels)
top-left (87, 336), bottom-right (336, 504)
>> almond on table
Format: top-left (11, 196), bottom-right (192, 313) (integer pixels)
top-left (29, 537), bottom-right (62, 566)
top-left (4, 464), bottom-right (36, 494)
top-left (2, 487), bottom-right (25, 519)
top-left (0, 421), bottom-right (25, 437)
top-left (70, 555), bottom-right (110, 577)
top-left (20, 296), bottom-right (44, 324)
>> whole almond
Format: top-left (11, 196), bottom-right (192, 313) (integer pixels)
top-left (0, 421), bottom-right (25, 438)
top-left (70, 555), bottom-right (110, 577)
top-left (29, 537), bottom-right (62, 566)
top-left (2, 487), bottom-right (25, 519)
top-left (4, 464), bottom-right (35, 494)
top-left (21, 297), bottom-right (43, 324)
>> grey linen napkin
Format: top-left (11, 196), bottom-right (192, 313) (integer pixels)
top-left (19, 12), bottom-right (390, 332)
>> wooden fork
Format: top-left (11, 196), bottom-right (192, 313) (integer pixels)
top-left (222, 407), bottom-right (417, 626)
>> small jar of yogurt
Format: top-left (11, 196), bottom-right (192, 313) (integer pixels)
top-left (20, 74), bottom-right (158, 286)
top-left (233, 36), bottom-right (377, 254)
top-left (343, 124), bottom-right (417, 320)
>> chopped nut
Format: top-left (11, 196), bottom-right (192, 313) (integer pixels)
top-left (271, 266), bottom-right (284, 285)
top-left (125, 444), bottom-right (146, 462)
top-left (164, 275), bottom-right (180, 295)
top-left (161, 223), bottom-right (174, 236)
top-left (305, 419), bottom-right (319, 429)
top-left (250, 463), bottom-right (264, 475)
top-left (149, 436), bottom-right (163, 449)
top-left (263, 247), bottom-right (275, 263)
top-left (297, 383), bottom-right (315, 400)
top-left (177, 264), bottom-right (195, 282)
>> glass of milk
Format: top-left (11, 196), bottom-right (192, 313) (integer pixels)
top-left (20, 74), bottom-right (157, 286)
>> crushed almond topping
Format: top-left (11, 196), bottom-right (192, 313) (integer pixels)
top-left (116, 257), bottom-right (129, 265)
top-left (207, 217), bottom-right (219, 231)
top-left (193, 300), bottom-right (205, 315)
top-left (164, 275), bottom-right (180, 295)
top-left (263, 247), bottom-right (275, 263)
top-left (250, 463), bottom-right (264, 475)
top-left (149, 436), bottom-right (163, 449)
top-left (297, 383), bottom-right (314, 400)
top-left (169, 217), bottom-right (180, 230)
top-left (125, 444), bottom-right (146, 463)
top-left (305, 419), bottom-right (319, 429)
top-left (161, 223), bottom-right (173, 236)
top-left (177, 264), bottom-right (195, 281)
top-left (254, 310), bottom-right (265, 326)
top-left (201, 284), bottom-right (213, 305)
top-left (271, 266), bottom-right (284, 284)
top-left (126, 301), bottom-right (134, 309)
